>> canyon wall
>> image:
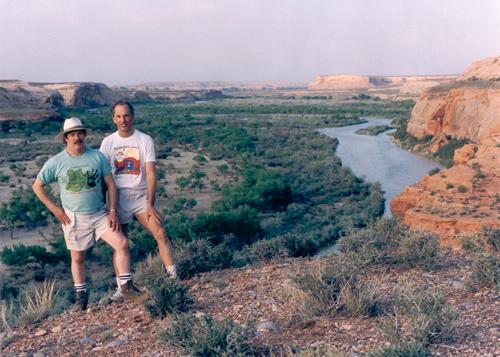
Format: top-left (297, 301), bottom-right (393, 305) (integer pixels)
top-left (308, 74), bottom-right (455, 95)
top-left (391, 56), bottom-right (500, 246)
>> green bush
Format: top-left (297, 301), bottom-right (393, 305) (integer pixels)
top-left (0, 244), bottom-right (61, 268)
top-left (427, 167), bottom-right (440, 176)
top-left (0, 187), bottom-right (52, 237)
top-left (434, 139), bottom-right (471, 167)
top-left (159, 313), bottom-right (256, 356)
top-left (135, 255), bottom-right (192, 318)
top-left (175, 240), bottom-right (233, 279)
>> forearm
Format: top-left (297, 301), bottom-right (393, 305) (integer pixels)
top-left (32, 180), bottom-right (60, 214)
top-left (103, 175), bottom-right (118, 210)
top-left (146, 173), bottom-right (156, 207)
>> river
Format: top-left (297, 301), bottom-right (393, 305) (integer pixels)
top-left (319, 118), bottom-right (441, 217)
top-left (316, 118), bottom-right (440, 256)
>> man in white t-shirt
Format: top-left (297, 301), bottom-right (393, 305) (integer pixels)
top-left (100, 101), bottom-right (176, 300)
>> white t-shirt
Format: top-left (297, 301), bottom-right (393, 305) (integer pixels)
top-left (100, 129), bottom-right (156, 190)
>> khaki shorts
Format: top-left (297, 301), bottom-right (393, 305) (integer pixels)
top-left (62, 208), bottom-right (111, 251)
top-left (117, 188), bottom-right (148, 224)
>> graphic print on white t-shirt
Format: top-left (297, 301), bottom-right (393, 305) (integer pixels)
top-left (114, 146), bottom-right (140, 175)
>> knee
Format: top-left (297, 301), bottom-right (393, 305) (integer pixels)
top-left (71, 253), bottom-right (85, 265)
top-left (116, 236), bottom-right (129, 253)
top-left (152, 226), bottom-right (167, 242)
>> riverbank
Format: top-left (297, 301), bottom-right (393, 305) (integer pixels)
top-left (320, 118), bottom-right (441, 216)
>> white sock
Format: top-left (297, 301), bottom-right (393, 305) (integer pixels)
top-left (116, 277), bottom-right (122, 291)
top-left (119, 273), bottom-right (132, 286)
top-left (74, 282), bottom-right (87, 293)
top-left (166, 265), bottom-right (177, 279)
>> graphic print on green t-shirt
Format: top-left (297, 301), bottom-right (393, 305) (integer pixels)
top-left (65, 167), bottom-right (100, 192)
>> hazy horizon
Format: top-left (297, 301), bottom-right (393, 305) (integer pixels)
top-left (1, 0), bottom-right (499, 86)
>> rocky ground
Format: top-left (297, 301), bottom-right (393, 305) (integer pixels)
top-left (391, 146), bottom-right (500, 248)
top-left (1, 250), bottom-right (498, 356)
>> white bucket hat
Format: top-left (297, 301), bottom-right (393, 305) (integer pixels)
top-left (58, 117), bottom-right (88, 138)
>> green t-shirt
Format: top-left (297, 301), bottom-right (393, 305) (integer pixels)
top-left (37, 148), bottom-right (111, 213)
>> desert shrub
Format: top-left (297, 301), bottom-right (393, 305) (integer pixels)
top-left (159, 313), bottom-right (255, 356)
top-left (289, 256), bottom-right (380, 318)
top-left (193, 154), bottom-right (207, 163)
top-left (135, 255), bottom-right (193, 318)
top-left (0, 244), bottom-right (61, 268)
top-left (395, 231), bottom-right (440, 270)
top-left (465, 254), bottom-right (499, 292)
top-left (0, 187), bottom-right (52, 237)
top-left (0, 170), bottom-right (9, 183)
top-left (175, 240), bottom-right (233, 279)
top-left (243, 236), bottom-right (289, 262)
top-left (434, 138), bottom-right (471, 167)
top-left (270, 346), bottom-right (345, 357)
top-left (371, 286), bottom-right (457, 356)
top-left (190, 205), bottom-right (261, 245)
top-left (459, 226), bottom-right (500, 253)
top-left (337, 219), bottom-right (439, 271)
top-left (480, 226), bottom-right (500, 252)
top-left (427, 167), bottom-right (440, 176)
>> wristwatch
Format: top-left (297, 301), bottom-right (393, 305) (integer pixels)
top-left (109, 208), bottom-right (116, 213)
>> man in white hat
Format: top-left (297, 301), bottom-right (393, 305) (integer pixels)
top-left (32, 117), bottom-right (144, 311)
top-left (100, 101), bottom-right (176, 301)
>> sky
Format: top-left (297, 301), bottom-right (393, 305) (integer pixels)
top-left (1, 0), bottom-right (499, 86)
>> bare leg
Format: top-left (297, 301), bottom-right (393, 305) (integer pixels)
top-left (136, 213), bottom-right (175, 266)
top-left (112, 224), bottom-right (129, 288)
top-left (70, 250), bottom-right (86, 284)
top-left (100, 230), bottom-right (131, 276)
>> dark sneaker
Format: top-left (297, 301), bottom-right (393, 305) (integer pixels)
top-left (120, 281), bottom-right (146, 302)
top-left (74, 290), bottom-right (88, 311)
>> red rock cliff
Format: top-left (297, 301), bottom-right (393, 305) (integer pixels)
top-left (391, 56), bottom-right (500, 247)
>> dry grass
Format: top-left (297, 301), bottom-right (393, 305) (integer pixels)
top-left (17, 279), bottom-right (57, 326)
top-left (287, 256), bottom-right (381, 318)
top-left (270, 345), bottom-right (346, 357)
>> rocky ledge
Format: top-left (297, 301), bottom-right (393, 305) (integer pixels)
top-left (1, 251), bottom-right (498, 356)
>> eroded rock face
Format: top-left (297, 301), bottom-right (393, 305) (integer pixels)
top-left (459, 56), bottom-right (500, 81)
top-left (392, 56), bottom-right (500, 246)
top-left (308, 75), bottom-right (455, 93)
top-left (0, 80), bottom-right (63, 109)
top-left (391, 147), bottom-right (500, 247)
top-left (453, 144), bottom-right (477, 165)
top-left (43, 82), bottom-right (121, 107)
top-left (408, 87), bottom-right (500, 147)
top-left (309, 75), bottom-right (371, 90)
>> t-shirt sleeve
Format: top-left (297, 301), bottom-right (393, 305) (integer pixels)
top-left (144, 135), bottom-right (156, 163)
top-left (99, 138), bottom-right (110, 161)
top-left (97, 151), bottom-right (112, 177)
top-left (37, 158), bottom-right (57, 184)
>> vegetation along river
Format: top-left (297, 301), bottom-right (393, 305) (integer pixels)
top-left (320, 118), bottom-right (441, 217)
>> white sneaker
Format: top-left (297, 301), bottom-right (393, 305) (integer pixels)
top-left (110, 288), bottom-right (124, 302)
